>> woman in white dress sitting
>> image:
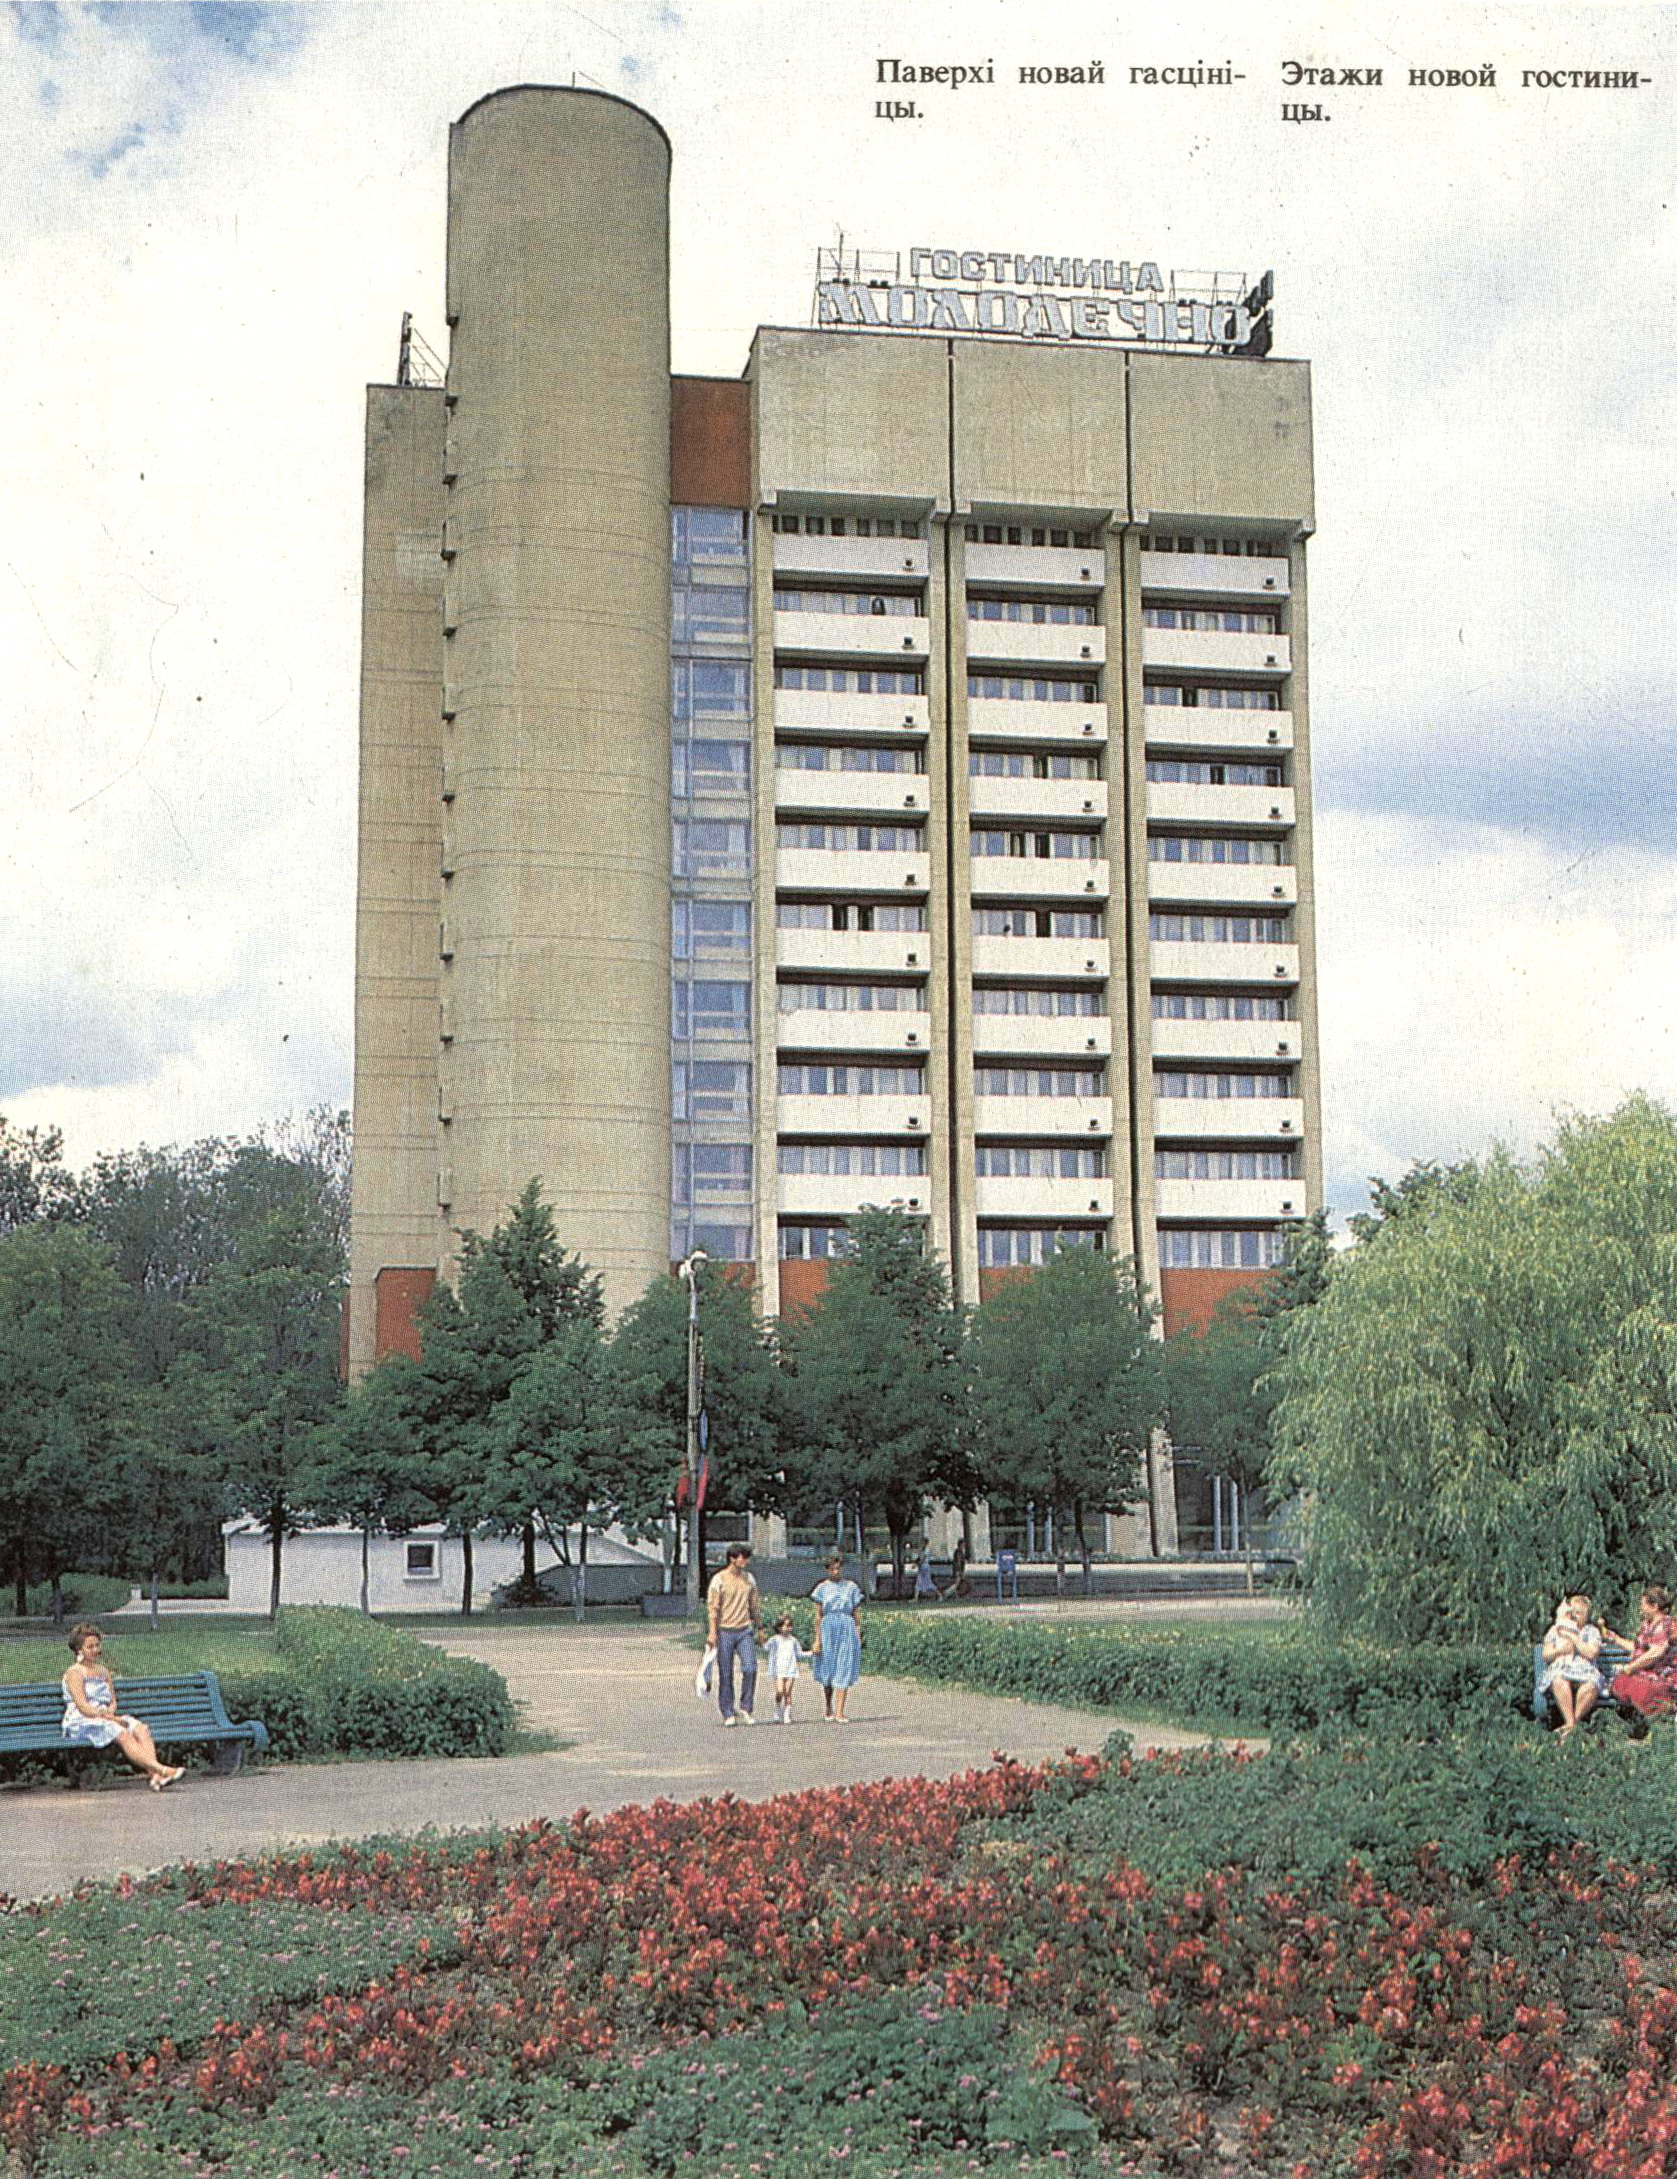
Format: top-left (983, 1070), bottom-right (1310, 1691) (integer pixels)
top-left (61, 1624), bottom-right (182, 1789)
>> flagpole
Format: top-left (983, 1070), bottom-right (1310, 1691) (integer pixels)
top-left (679, 1249), bottom-right (708, 1617)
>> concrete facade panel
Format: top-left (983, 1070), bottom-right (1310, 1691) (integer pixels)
top-left (443, 87), bottom-right (672, 1315)
top-left (951, 342), bottom-right (1130, 514)
top-left (751, 330), bottom-right (950, 507)
top-left (1127, 357), bottom-right (1314, 529)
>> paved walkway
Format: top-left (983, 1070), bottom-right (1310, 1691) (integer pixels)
top-left (0, 1623), bottom-right (1243, 1902)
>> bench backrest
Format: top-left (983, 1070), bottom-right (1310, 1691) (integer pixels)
top-left (0, 1671), bottom-right (233, 1737)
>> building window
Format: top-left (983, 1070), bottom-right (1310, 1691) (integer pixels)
top-left (673, 1061), bottom-right (752, 1123)
top-left (1156, 1149), bottom-right (1297, 1179)
top-left (971, 829), bottom-right (1100, 860)
top-left (674, 1143), bottom-right (754, 1202)
top-left (778, 982), bottom-right (922, 1013)
top-left (967, 596), bottom-right (1098, 626)
top-left (673, 819), bottom-right (751, 878)
top-left (968, 673), bottom-right (1100, 704)
top-left (777, 823), bottom-right (923, 853)
top-left (672, 738), bottom-right (751, 799)
top-left (778, 1223), bottom-right (853, 1260)
top-left (673, 900), bottom-right (751, 957)
top-left (774, 665), bottom-right (924, 695)
top-left (673, 660), bottom-right (751, 718)
top-left (672, 507), bottom-right (748, 563)
top-left (970, 750), bottom-right (1101, 779)
top-left (778, 743), bottom-right (924, 774)
top-left (778, 1143), bottom-right (927, 1176)
top-left (977, 1227), bottom-right (1106, 1268)
top-left (1145, 684), bottom-right (1280, 711)
top-left (974, 1066), bottom-right (1104, 1098)
top-left (972, 907), bottom-right (1103, 939)
top-left (1148, 836), bottom-right (1288, 867)
top-left (1142, 607), bottom-right (1280, 634)
top-left (1153, 1069), bottom-right (1292, 1100)
top-left (1149, 913), bottom-right (1290, 945)
top-left (777, 1062), bottom-right (925, 1096)
top-left (673, 585), bottom-right (750, 645)
top-left (774, 587), bottom-right (920, 618)
top-left (405, 1541), bottom-right (440, 1581)
top-left (1152, 991), bottom-right (1289, 1021)
top-left (972, 985), bottom-right (1100, 1017)
top-left (672, 980), bottom-right (751, 1041)
top-left (1146, 760), bottom-right (1284, 786)
top-left (776, 902), bottom-right (927, 933)
top-left (975, 1145), bottom-right (1105, 1178)
top-left (1157, 1227), bottom-right (1286, 1268)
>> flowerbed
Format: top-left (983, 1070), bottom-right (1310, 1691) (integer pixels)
top-left (7, 1738), bottom-right (1677, 2176)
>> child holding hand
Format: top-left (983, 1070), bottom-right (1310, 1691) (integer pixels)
top-left (765, 1615), bottom-right (810, 1725)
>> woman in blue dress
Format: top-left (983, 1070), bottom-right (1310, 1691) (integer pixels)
top-left (811, 1555), bottom-right (863, 1723)
top-left (61, 1624), bottom-right (182, 1789)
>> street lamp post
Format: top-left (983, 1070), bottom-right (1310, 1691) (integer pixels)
top-left (678, 1249), bottom-right (708, 1616)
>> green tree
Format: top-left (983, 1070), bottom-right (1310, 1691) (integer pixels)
top-left (192, 1205), bottom-right (345, 1619)
top-left (0, 1225), bottom-right (133, 1616)
top-left (0, 1115), bottom-right (76, 1234)
top-left (299, 1356), bottom-right (439, 1614)
top-left (781, 1209), bottom-right (974, 1596)
top-left (1272, 1099), bottom-right (1677, 1643)
top-left (609, 1262), bottom-right (789, 1582)
top-left (124, 1356), bottom-right (228, 1628)
top-left (1163, 1212), bottom-right (1334, 1585)
top-left (972, 1245), bottom-right (1163, 1597)
top-left (483, 1318), bottom-right (617, 1618)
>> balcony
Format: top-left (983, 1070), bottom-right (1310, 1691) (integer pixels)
top-left (965, 543), bottom-right (1105, 592)
top-left (975, 1175), bottom-right (1115, 1220)
top-left (1154, 1177), bottom-right (1305, 1222)
top-left (966, 775), bottom-right (1107, 825)
top-left (777, 1007), bottom-right (930, 1056)
top-left (774, 689), bottom-right (928, 737)
top-left (965, 621), bottom-right (1106, 672)
top-left (775, 847), bottom-right (927, 896)
top-left (1146, 783), bottom-right (1295, 830)
top-left (1150, 1097), bottom-right (1304, 1142)
top-left (1144, 705), bottom-right (1293, 756)
top-left (775, 1092), bottom-right (931, 1138)
top-left (1149, 940), bottom-right (1300, 987)
top-left (1139, 549), bottom-right (1290, 599)
top-left (1147, 1015), bottom-right (1303, 1065)
top-left (966, 697), bottom-right (1107, 746)
top-left (1147, 863), bottom-right (1298, 910)
top-left (968, 856), bottom-right (1110, 904)
top-left (971, 1013), bottom-right (1112, 1061)
top-left (776, 769), bottom-right (930, 820)
top-left (778, 1171), bottom-right (931, 1219)
top-left (772, 533), bottom-right (930, 582)
top-left (776, 928), bottom-right (932, 976)
top-left (973, 1094), bottom-right (1112, 1139)
top-left (774, 610), bottom-right (930, 665)
top-left (1142, 628), bottom-right (1291, 678)
top-left (970, 934), bottom-right (1109, 980)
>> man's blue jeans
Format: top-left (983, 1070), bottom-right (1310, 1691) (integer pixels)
top-left (717, 1626), bottom-right (757, 1720)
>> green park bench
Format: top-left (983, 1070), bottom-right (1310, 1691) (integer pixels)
top-left (0, 1671), bottom-right (269, 1786)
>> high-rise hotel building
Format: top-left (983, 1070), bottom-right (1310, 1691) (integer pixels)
top-left (348, 87), bottom-right (1323, 1540)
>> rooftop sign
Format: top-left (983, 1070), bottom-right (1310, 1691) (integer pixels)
top-left (813, 248), bottom-right (1271, 354)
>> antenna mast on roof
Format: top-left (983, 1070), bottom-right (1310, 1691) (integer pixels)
top-left (396, 311), bottom-right (447, 389)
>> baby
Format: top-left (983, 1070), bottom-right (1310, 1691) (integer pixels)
top-left (764, 1614), bottom-right (810, 1725)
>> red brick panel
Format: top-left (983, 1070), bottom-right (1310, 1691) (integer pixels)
top-left (670, 376), bottom-right (751, 508)
top-left (373, 1266), bottom-right (437, 1363)
top-left (1158, 1266), bottom-right (1271, 1339)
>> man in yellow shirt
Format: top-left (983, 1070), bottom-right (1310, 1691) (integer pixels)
top-left (707, 1542), bottom-right (762, 1726)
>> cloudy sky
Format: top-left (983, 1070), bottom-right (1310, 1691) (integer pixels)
top-left (5, 0), bottom-right (1673, 1226)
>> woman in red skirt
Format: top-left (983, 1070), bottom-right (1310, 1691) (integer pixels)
top-left (1612, 1584), bottom-right (1677, 1728)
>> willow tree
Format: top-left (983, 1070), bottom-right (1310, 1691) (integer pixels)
top-left (1272, 1099), bottom-right (1677, 1644)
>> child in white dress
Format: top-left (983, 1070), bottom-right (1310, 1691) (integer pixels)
top-left (765, 1615), bottom-right (809, 1725)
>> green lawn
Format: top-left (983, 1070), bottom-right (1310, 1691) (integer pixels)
top-left (0, 1621), bottom-right (283, 1684)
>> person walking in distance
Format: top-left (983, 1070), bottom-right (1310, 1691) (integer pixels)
top-left (707, 1542), bottom-right (762, 1727)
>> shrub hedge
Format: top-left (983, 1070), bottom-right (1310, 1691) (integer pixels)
top-left (11, 1574), bottom-right (132, 1621)
top-left (214, 1608), bottom-right (516, 1761)
top-left (845, 1611), bottom-right (1517, 1733)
